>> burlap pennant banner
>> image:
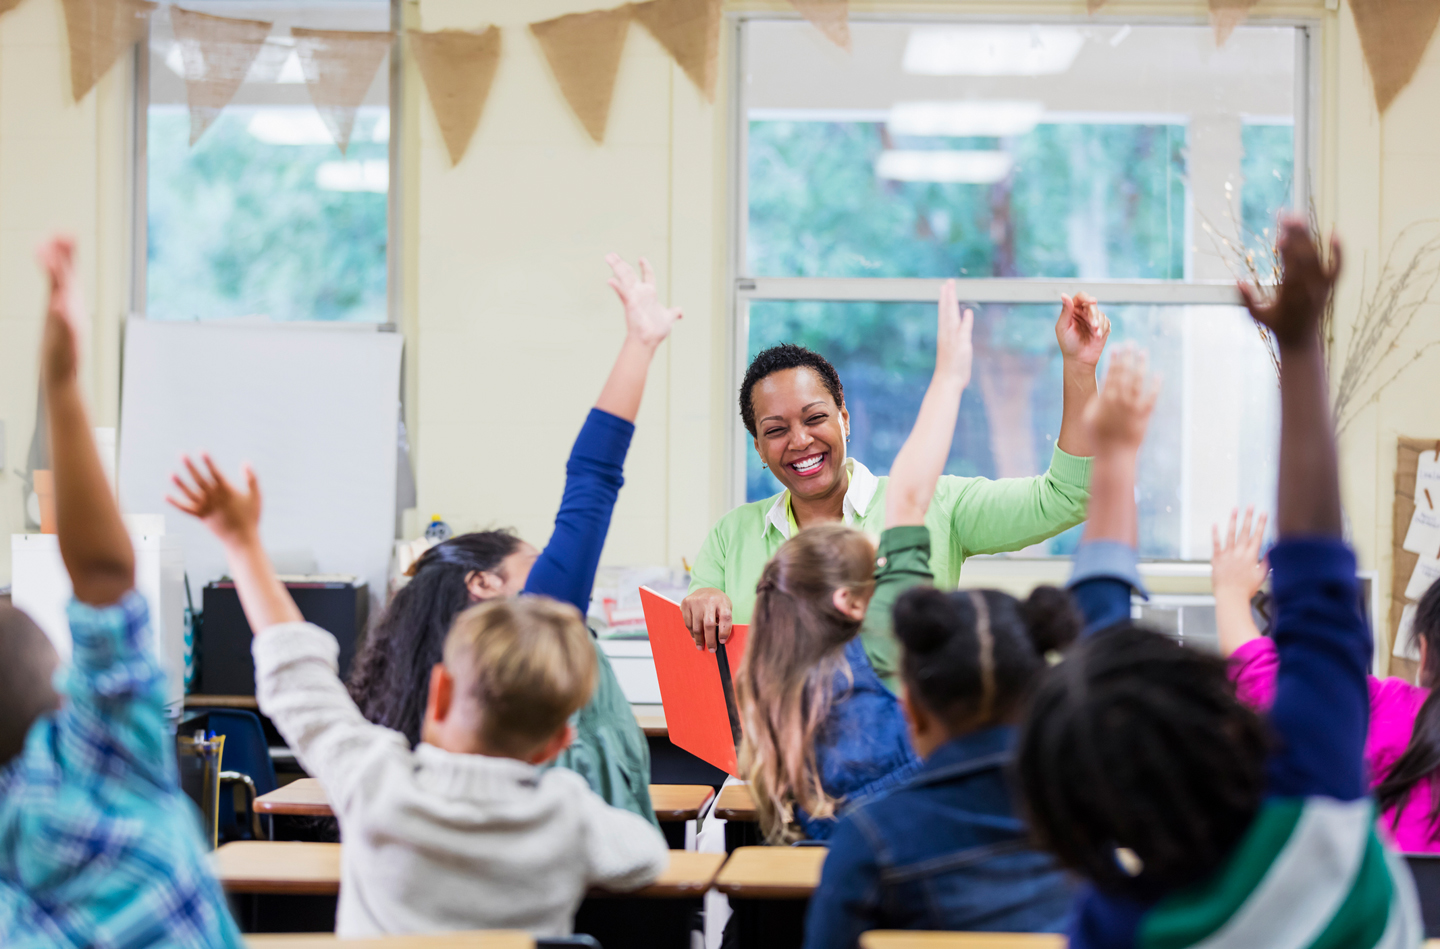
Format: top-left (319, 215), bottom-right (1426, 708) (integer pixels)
top-left (292, 27), bottom-right (394, 155)
top-left (0, 0), bottom-right (24, 19)
top-left (790, 0), bottom-right (850, 50)
top-left (171, 8), bottom-right (273, 145)
top-left (630, 0), bottom-right (722, 102)
top-left (408, 27), bottom-right (502, 166)
top-left (1087, 0), bottom-right (1108, 11)
top-left (61, 0), bottom-right (157, 102)
top-left (1209, 0), bottom-right (1259, 46)
top-left (530, 7), bottom-right (632, 144)
top-left (1351, 0), bottom-right (1440, 114)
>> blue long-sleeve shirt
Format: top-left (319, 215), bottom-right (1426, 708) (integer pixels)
top-left (1062, 538), bottom-right (1420, 949)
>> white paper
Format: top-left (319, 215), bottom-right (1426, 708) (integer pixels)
top-left (1404, 506), bottom-right (1440, 556)
top-left (1417, 449), bottom-right (1440, 508)
top-left (1407, 555), bottom-right (1440, 601)
top-left (1394, 603), bottom-right (1422, 660)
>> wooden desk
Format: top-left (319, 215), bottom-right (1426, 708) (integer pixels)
top-left (590, 850), bottom-right (726, 899)
top-left (715, 846), bottom-right (825, 900)
top-left (649, 784), bottom-right (714, 822)
top-left (248, 934), bottom-right (533, 949)
top-left (215, 841), bottom-right (340, 895)
top-left (186, 694), bottom-right (261, 710)
top-left (256, 779), bottom-right (331, 817)
top-left (860, 936), bottom-right (1065, 949)
top-left (635, 711), bottom-right (667, 738)
top-left (714, 783), bottom-right (756, 821)
top-left (578, 851), bottom-right (725, 949)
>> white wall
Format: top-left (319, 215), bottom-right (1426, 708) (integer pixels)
top-left (2, 0), bottom-right (1439, 671)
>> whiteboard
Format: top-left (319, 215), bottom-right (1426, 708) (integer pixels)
top-left (118, 319), bottom-right (403, 611)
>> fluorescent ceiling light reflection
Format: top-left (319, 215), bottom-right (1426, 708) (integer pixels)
top-left (875, 150), bottom-right (1014, 184)
top-left (888, 101), bottom-right (1045, 138)
top-left (903, 27), bottom-right (1084, 76)
top-left (316, 159), bottom-right (388, 192)
top-left (162, 39), bottom-right (305, 83)
top-left (248, 109), bottom-right (335, 144)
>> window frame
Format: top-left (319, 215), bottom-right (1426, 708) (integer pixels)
top-left (130, 0), bottom-right (404, 327)
top-left (726, 10), bottom-right (1320, 557)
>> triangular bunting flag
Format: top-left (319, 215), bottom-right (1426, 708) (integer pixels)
top-left (291, 27), bottom-right (394, 155)
top-left (1087, 0), bottom-right (1108, 11)
top-left (630, 0), bottom-right (722, 102)
top-left (408, 27), bottom-right (502, 166)
top-left (530, 7), bottom-right (632, 144)
top-left (790, 0), bottom-right (850, 50)
top-left (1209, 0), bottom-right (1259, 46)
top-left (0, 0), bottom-right (25, 19)
top-left (171, 8), bottom-right (273, 145)
top-left (60, 0), bottom-right (157, 102)
top-left (1351, 0), bottom-right (1440, 114)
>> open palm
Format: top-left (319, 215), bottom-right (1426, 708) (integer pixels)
top-left (607, 253), bottom-right (682, 347)
top-left (167, 454), bottom-right (263, 549)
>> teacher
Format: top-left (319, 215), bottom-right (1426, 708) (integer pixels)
top-left (681, 293), bottom-right (1111, 683)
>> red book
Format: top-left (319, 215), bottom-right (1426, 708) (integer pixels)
top-left (640, 586), bottom-right (749, 776)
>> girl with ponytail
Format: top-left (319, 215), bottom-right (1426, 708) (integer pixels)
top-left (1220, 505), bottom-right (1440, 852)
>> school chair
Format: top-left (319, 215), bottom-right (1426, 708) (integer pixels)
top-left (858, 934), bottom-right (1065, 949)
top-left (245, 934), bottom-right (534, 948)
top-left (1407, 853), bottom-right (1440, 938)
top-left (537, 939), bottom-right (602, 949)
top-left (199, 708), bottom-right (279, 841)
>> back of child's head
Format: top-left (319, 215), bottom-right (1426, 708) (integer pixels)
top-left (1016, 622), bottom-right (1268, 898)
top-left (0, 605), bottom-right (61, 768)
top-left (1377, 579), bottom-right (1440, 823)
top-left (894, 585), bottom-right (1080, 734)
top-left (737, 523), bottom-right (876, 841)
top-left (442, 596), bottom-right (597, 758)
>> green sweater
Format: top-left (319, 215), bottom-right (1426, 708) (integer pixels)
top-left (688, 446), bottom-right (1092, 675)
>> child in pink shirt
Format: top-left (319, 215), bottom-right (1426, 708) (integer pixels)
top-left (1217, 506), bottom-right (1440, 852)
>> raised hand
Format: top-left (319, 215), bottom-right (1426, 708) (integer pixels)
top-left (1057, 292), bottom-right (1111, 368)
top-left (1212, 507), bottom-right (1269, 603)
top-left (167, 454), bottom-right (263, 550)
top-left (606, 253), bottom-right (683, 348)
top-left (1083, 346), bottom-right (1160, 454)
top-left (1239, 215), bottom-right (1341, 348)
top-left (934, 279), bottom-right (975, 388)
top-left (37, 235), bottom-right (84, 385)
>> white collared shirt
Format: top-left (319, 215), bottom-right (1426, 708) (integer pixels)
top-left (761, 456), bottom-right (881, 541)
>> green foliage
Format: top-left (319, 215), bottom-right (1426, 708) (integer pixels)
top-left (147, 108), bottom-right (387, 322)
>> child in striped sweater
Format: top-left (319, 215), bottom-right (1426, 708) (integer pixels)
top-left (1014, 219), bottom-right (1423, 949)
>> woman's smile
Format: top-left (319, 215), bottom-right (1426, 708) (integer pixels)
top-left (787, 451), bottom-right (828, 478)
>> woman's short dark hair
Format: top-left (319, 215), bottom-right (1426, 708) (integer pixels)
top-left (740, 344), bottom-right (845, 438)
top-left (1377, 579), bottom-right (1440, 831)
top-left (347, 530), bottom-right (523, 746)
top-left (1015, 623), bottom-right (1268, 898)
top-left (894, 585), bottom-right (1081, 733)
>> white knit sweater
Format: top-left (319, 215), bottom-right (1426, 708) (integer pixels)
top-left (252, 622), bottom-right (669, 937)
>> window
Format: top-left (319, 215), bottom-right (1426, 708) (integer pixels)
top-left (142, 1), bottom-right (393, 323)
top-left (736, 18), bottom-right (1308, 560)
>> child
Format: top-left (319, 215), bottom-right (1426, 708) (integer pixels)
top-left (169, 471), bottom-right (669, 933)
top-left (0, 237), bottom-right (242, 947)
top-left (345, 254), bottom-right (679, 825)
top-left (736, 281), bottom-right (969, 842)
top-left (1015, 219), bottom-right (1423, 948)
top-left (1218, 507), bottom-right (1440, 852)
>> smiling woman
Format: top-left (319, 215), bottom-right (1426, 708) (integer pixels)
top-left (681, 294), bottom-right (1109, 685)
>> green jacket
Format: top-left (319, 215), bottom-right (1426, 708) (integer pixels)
top-left (859, 525), bottom-right (938, 693)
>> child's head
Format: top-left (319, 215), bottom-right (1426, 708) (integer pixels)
top-left (0, 606), bottom-right (61, 769)
top-left (893, 585), bottom-right (1080, 756)
top-left (421, 596), bottom-right (597, 763)
top-left (1016, 623), bottom-right (1268, 898)
top-left (1376, 580), bottom-right (1440, 821)
top-left (736, 523), bottom-right (876, 841)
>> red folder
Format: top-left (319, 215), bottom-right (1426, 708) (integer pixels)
top-left (640, 586), bottom-right (749, 776)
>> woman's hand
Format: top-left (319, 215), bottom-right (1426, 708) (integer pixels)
top-left (934, 279), bottom-right (974, 389)
top-left (607, 253), bottom-right (683, 349)
top-left (1082, 346), bottom-right (1160, 455)
top-left (681, 587), bottom-right (733, 653)
top-left (1057, 292), bottom-right (1111, 369)
top-left (1212, 507), bottom-right (1269, 604)
top-left (167, 453), bottom-right (263, 551)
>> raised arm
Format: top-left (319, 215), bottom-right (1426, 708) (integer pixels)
top-left (522, 254), bottom-right (682, 615)
top-left (167, 455), bottom-right (302, 631)
top-left (39, 236), bottom-right (133, 606)
top-left (1213, 507), bottom-right (1269, 657)
top-left (1054, 292), bottom-right (1111, 459)
top-left (885, 280), bottom-right (973, 528)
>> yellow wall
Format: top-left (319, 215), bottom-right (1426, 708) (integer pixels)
top-left (1, 0), bottom-right (1438, 665)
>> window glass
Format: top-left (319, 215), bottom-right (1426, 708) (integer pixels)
top-left (744, 21), bottom-right (1298, 281)
top-left (745, 300), bottom-right (1280, 561)
top-left (146, 2), bottom-right (390, 322)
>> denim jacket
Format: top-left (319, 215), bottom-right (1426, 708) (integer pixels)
top-left (797, 637), bottom-right (923, 841)
top-left (804, 727), bottom-right (1075, 947)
